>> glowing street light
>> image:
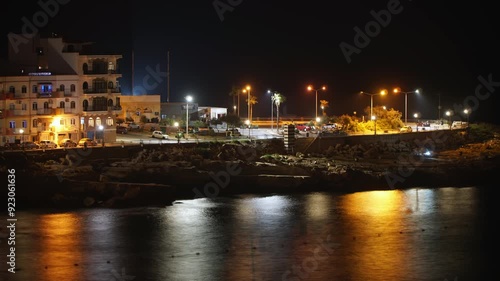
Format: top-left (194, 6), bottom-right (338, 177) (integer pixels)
top-left (267, 90), bottom-right (274, 130)
top-left (185, 95), bottom-right (193, 137)
top-left (371, 115), bottom-right (377, 135)
top-left (307, 85), bottom-right (326, 120)
top-left (414, 113), bottom-right (420, 132)
top-left (360, 90), bottom-right (387, 118)
top-left (242, 85), bottom-right (251, 123)
top-left (245, 119), bottom-right (251, 138)
top-left (446, 110), bottom-right (452, 130)
top-left (393, 87), bottom-right (420, 125)
top-left (463, 108), bottom-right (470, 126)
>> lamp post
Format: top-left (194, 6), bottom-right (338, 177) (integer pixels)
top-left (233, 105), bottom-right (237, 114)
top-left (174, 121), bottom-right (180, 143)
top-left (414, 113), bottom-right (419, 132)
top-left (245, 119), bottom-right (250, 138)
top-left (307, 85), bottom-right (326, 121)
top-left (98, 125), bottom-right (104, 146)
top-left (463, 109), bottom-right (470, 126)
top-left (360, 90), bottom-right (387, 118)
top-left (393, 88), bottom-right (420, 125)
top-left (446, 110), bottom-right (452, 130)
top-left (19, 129), bottom-right (24, 150)
top-left (371, 115), bottom-right (377, 135)
top-left (268, 90), bottom-right (274, 130)
top-left (242, 85), bottom-right (251, 124)
top-left (185, 95), bottom-right (193, 138)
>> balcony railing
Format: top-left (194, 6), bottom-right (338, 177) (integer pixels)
top-left (36, 108), bottom-right (55, 115)
top-left (83, 70), bottom-right (120, 75)
top-left (84, 87), bottom-right (121, 94)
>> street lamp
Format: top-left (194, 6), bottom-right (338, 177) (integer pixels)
top-left (267, 90), bottom-right (274, 130)
top-left (414, 113), bottom-right (419, 132)
top-left (360, 90), bottom-right (387, 118)
top-left (245, 119), bottom-right (251, 138)
top-left (174, 121), bottom-right (180, 143)
top-left (19, 129), bottom-right (24, 150)
top-left (393, 87), bottom-right (420, 125)
top-left (185, 95), bottom-right (193, 137)
top-left (307, 85), bottom-right (326, 121)
top-left (242, 85), bottom-right (251, 124)
top-left (98, 125), bottom-right (104, 146)
top-left (463, 109), bottom-right (470, 126)
top-left (371, 115), bottom-right (377, 135)
top-left (446, 110), bottom-right (452, 130)
top-left (233, 105), bottom-right (237, 114)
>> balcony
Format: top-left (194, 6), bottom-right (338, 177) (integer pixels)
top-left (51, 90), bottom-right (77, 98)
top-left (36, 108), bottom-right (55, 115)
top-left (84, 87), bottom-right (121, 94)
top-left (54, 108), bottom-right (78, 115)
top-left (83, 70), bottom-right (121, 75)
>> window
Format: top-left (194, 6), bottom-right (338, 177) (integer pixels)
top-left (44, 102), bottom-right (49, 109)
top-left (9, 86), bottom-right (15, 93)
top-left (108, 81), bottom-right (114, 89)
top-left (71, 118), bottom-right (76, 125)
top-left (59, 101), bottom-right (65, 108)
top-left (22, 85), bottom-right (27, 93)
top-left (32, 102), bottom-right (38, 110)
top-left (32, 85), bottom-right (38, 93)
top-left (83, 100), bottom-right (89, 110)
top-left (33, 119), bottom-right (38, 128)
top-left (22, 104), bottom-right (27, 110)
top-left (88, 117), bottom-right (94, 127)
top-left (96, 117), bottom-right (101, 126)
top-left (70, 101), bottom-right (76, 109)
top-left (9, 121), bottom-right (15, 129)
top-left (71, 84), bottom-right (76, 92)
top-left (9, 103), bottom-right (15, 110)
top-left (60, 119), bottom-right (65, 126)
top-left (60, 84), bottom-right (65, 91)
top-left (108, 61), bottom-right (115, 71)
top-left (22, 120), bottom-right (27, 128)
top-left (106, 117), bottom-right (113, 126)
top-left (39, 83), bottom-right (52, 95)
top-left (83, 82), bottom-right (88, 90)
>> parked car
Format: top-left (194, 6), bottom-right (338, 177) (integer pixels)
top-left (77, 138), bottom-right (97, 147)
top-left (126, 122), bottom-right (140, 130)
top-left (400, 126), bottom-right (413, 133)
top-left (225, 128), bottom-right (241, 136)
top-left (3, 142), bottom-right (21, 150)
top-left (21, 141), bottom-right (40, 150)
top-left (38, 140), bottom-right (58, 149)
top-left (116, 126), bottom-right (128, 134)
top-left (295, 123), bottom-right (312, 131)
top-left (151, 130), bottom-right (168, 139)
top-left (59, 138), bottom-right (77, 147)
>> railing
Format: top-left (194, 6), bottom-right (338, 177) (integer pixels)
top-left (83, 70), bottom-right (120, 75)
top-left (84, 87), bottom-right (121, 94)
top-left (36, 108), bottom-right (55, 115)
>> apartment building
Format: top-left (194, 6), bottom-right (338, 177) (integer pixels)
top-left (0, 33), bottom-right (122, 145)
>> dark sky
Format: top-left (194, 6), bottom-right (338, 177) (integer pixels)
top-left (3, 0), bottom-right (500, 123)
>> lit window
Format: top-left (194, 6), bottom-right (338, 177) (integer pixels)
top-left (71, 118), bottom-right (76, 125)
top-left (106, 117), bottom-right (113, 126)
top-left (9, 121), bottom-right (15, 128)
top-left (88, 117), bottom-right (94, 127)
top-left (96, 117), bottom-right (101, 126)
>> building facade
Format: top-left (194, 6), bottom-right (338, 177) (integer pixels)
top-left (120, 95), bottom-right (161, 123)
top-left (0, 34), bottom-right (122, 145)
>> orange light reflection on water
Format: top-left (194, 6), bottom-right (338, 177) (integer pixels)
top-left (39, 213), bottom-right (84, 281)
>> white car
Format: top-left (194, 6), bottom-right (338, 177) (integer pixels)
top-left (151, 131), bottom-right (168, 139)
top-left (38, 140), bottom-right (58, 148)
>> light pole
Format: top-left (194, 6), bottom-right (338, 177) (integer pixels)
top-left (19, 129), bottom-right (24, 150)
top-left (233, 105), bottom-right (237, 114)
top-left (463, 109), bottom-right (470, 126)
top-left (414, 113), bottom-right (419, 132)
top-left (245, 119), bottom-right (250, 138)
top-left (393, 88), bottom-right (420, 125)
top-left (307, 85), bottom-right (326, 121)
top-left (242, 85), bottom-right (251, 124)
top-left (98, 125), bottom-right (104, 146)
top-left (185, 95), bottom-right (193, 137)
top-left (371, 115), bottom-right (377, 135)
top-left (174, 121), bottom-right (180, 143)
top-left (360, 90), bottom-right (387, 118)
top-left (446, 110), bottom-right (452, 130)
top-left (268, 90), bottom-right (274, 130)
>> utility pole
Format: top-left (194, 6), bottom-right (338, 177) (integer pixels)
top-left (167, 51), bottom-right (170, 102)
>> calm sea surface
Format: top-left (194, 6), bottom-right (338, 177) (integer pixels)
top-left (2, 186), bottom-right (494, 281)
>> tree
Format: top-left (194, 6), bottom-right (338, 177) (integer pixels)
top-left (220, 114), bottom-right (242, 129)
top-left (272, 92), bottom-right (286, 132)
top-left (228, 85), bottom-right (240, 115)
top-left (320, 100), bottom-right (329, 116)
top-left (247, 94), bottom-right (258, 122)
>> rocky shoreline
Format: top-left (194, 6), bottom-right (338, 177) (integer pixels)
top-left (3, 132), bottom-right (500, 209)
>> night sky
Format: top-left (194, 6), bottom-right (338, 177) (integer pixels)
top-left (3, 0), bottom-right (500, 123)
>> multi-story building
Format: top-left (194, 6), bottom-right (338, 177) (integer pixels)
top-left (0, 33), bottom-right (122, 145)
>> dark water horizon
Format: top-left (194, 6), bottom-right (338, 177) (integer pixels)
top-left (1, 185), bottom-right (494, 281)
